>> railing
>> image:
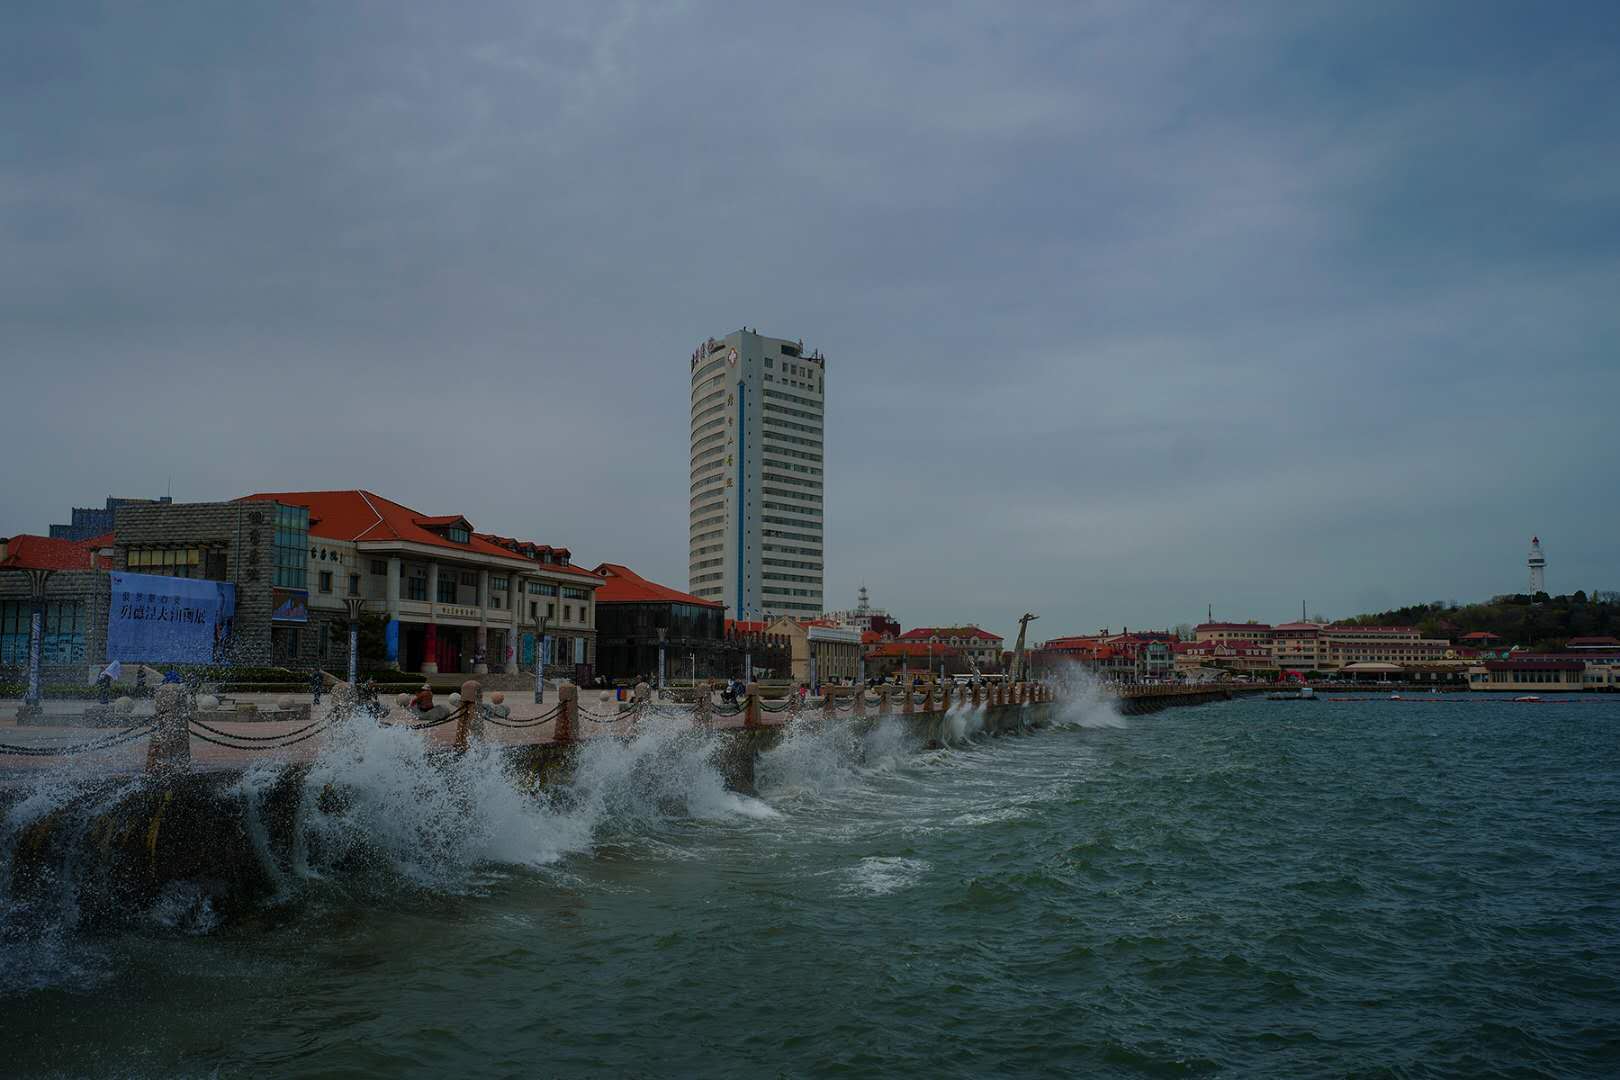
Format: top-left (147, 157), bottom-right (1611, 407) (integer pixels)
top-left (1, 677), bottom-right (1060, 777)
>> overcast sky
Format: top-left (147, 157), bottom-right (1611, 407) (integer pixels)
top-left (4, 1), bottom-right (1617, 640)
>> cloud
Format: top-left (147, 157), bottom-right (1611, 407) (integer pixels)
top-left (2, 0), bottom-right (1617, 638)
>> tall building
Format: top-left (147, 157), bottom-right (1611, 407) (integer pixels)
top-left (1528, 535), bottom-right (1546, 594)
top-left (688, 328), bottom-right (825, 618)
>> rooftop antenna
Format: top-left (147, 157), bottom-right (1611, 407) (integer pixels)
top-left (1207, 603), bottom-right (1213, 622)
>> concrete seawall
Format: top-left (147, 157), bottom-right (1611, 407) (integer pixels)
top-left (1, 699), bottom-right (1058, 927)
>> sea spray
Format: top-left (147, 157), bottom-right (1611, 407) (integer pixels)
top-left (295, 716), bottom-right (593, 893)
top-left (0, 773), bottom-right (143, 993)
top-left (563, 708), bottom-right (776, 827)
top-left (1048, 666), bottom-right (1126, 729)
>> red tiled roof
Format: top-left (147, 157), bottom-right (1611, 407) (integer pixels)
top-left (1196, 623), bottom-right (1272, 631)
top-left (1461, 631), bottom-right (1501, 640)
top-left (867, 642), bottom-right (965, 659)
top-left (897, 626), bottom-right (1003, 642)
top-left (1567, 636), bottom-right (1620, 647)
top-left (591, 563), bottom-right (721, 607)
top-left (0, 534), bottom-right (108, 571)
top-left (726, 619), bottom-right (770, 636)
top-left (240, 490), bottom-right (598, 580)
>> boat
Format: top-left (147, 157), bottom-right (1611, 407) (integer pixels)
top-left (1267, 687), bottom-right (1318, 702)
top-left (1389, 693), bottom-right (1403, 701)
top-left (1513, 695), bottom-right (1542, 703)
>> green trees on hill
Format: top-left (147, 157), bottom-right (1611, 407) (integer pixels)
top-left (1342, 592), bottom-right (1620, 651)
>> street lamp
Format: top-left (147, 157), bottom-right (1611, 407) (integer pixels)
top-left (744, 632), bottom-right (754, 684)
top-left (532, 611), bottom-right (551, 704)
top-left (342, 596), bottom-right (367, 688)
top-left (657, 626), bottom-right (667, 691)
top-left (11, 567), bottom-right (53, 718)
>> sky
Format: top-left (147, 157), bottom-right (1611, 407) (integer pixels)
top-left (3, 1), bottom-right (1618, 642)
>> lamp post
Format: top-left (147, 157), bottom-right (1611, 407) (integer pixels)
top-left (809, 640), bottom-right (818, 694)
top-left (532, 612), bottom-right (551, 704)
top-left (657, 626), bottom-right (667, 691)
top-left (689, 653), bottom-right (695, 686)
top-left (342, 596), bottom-right (367, 688)
top-left (744, 632), bottom-right (754, 684)
top-left (14, 568), bottom-right (53, 717)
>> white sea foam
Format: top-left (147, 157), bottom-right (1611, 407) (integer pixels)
top-left (841, 855), bottom-right (930, 896)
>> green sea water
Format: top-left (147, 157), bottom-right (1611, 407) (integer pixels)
top-left (5, 693), bottom-right (1618, 1078)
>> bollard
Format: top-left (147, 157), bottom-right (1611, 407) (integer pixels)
top-left (854, 686), bottom-right (866, 718)
top-left (745, 682), bottom-right (761, 728)
top-left (823, 686), bottom-right (837, 719)
top-left (696, 681), bottom-right (713, 728)
top-left (145, 683), bottom-right (191, 777)
top-left (879, 686), bottom-right (891, 716)
top-left (902, 685), bottom-right (914, 715)
top-left (971, 682), bottom-right (981, 708)
top-left (454, 679), bottom-right (483, 752)
top-left (634, 681), bottom-right (651, 709)
top-left (555, 683), bottom-right (577, 744)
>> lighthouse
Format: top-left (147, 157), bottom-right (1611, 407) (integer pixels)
top-left (1527, 536), bottom-right (1547, 594)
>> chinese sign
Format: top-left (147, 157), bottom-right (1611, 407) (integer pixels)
top-left (107, 572), bottom-right (235, 664)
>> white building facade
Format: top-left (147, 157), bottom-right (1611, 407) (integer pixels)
top-left (688, 329), bottom-right (825, 619)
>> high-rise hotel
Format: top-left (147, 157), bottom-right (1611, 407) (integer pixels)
top-left (688, 328), bottom-right (825, 619)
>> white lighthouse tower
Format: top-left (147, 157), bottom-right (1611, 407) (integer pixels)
top-left (1527, 536), bottom-right (1547, 594)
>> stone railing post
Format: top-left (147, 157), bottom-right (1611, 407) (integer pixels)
top-left (879, 686), bottom-right (891, 715)
top-left (823, 686), bottom-right (837, 718)
top-left (902, 685), bottom-right (914, 715)
top-left (454, 679), bottom-right (483, 753)
top-left (634, 681), bottom-right (651, 718)
top-left (555, 683), bottom-right (577, 744)
top-left (970, 682), bottom-right (981, 708)
top-left (745, 682), bottom-right (761, 728)
top-left (854, 686), bottom-right (866, 718)
top-left (696, 681), bottom-right (713, 728)
top-left (145, 683), bottom-right (191, 777)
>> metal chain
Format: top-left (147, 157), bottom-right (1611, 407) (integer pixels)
top-left (0, 722), bottom-right (156, 757)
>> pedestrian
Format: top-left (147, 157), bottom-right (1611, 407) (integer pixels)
top-left (309, 667), bottom-right (324, 705)
top-left (96, 660), bottom-right (120, 704)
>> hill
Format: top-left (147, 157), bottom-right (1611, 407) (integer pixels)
top-left (1342, 591), bottom-right (1620, 651)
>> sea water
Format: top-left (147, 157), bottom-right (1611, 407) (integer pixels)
top-left (3, 693), bottom-right (1617, 1077)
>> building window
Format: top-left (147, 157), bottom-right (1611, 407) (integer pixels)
top-left (528, 581), bottom-right (557, 596)
top-left (348, 574), bottom-right (361, 596)
top-left (447, 525), bottom-right (470, 544)
top-left (561, 586), bottom-right (591, 600)
top-left (319, 571), bottom-right (333, 593)
top-left (371, 559), bottom-right (387, 575)
top-left (0, 600), bottom-right (86, 664)
top-left (272, 505), bottom-right (309, 590)
top-left (437, 576), bottom-right (458, 603)
top-left (127, 547), bottom-right (202, 577)
top-left (405, 575), bottom-right (428, 602)
top-left (490, 576), bottom-right (509, 592)
top-left (459, 571), bottom-right (477, 587)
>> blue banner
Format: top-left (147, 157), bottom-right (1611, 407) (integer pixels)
top-left (385, 619), bottom-right (399, 662)
top-left (107, 572), bottom-right (233, 664)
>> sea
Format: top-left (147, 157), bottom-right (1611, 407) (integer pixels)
top-left (3, 689), bottom-right (1617, 1078)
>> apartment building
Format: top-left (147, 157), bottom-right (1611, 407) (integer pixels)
top-left (688, 329), bottom-right (825, 619)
